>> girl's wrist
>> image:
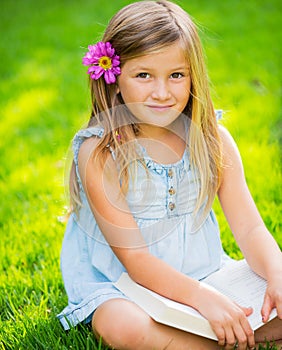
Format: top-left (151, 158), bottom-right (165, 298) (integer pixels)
top-left (266, 270), bottom-right (282, 284)
top-left (265, 262), bottom-right (282, 282)
top-left (188, 281), bottom-right (214, 311)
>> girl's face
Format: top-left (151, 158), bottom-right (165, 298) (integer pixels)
top-left (117, 42), bottom-right (191, 130)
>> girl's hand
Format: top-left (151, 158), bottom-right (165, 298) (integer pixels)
top-left (261, 274), bottom-right (282, 323)
top-left (196, 284), bottom-right (255, 350)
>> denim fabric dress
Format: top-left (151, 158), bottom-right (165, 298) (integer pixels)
top-left (57, 121), bottom-right (231, 330)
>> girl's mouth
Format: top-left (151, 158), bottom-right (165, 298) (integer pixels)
top-left (146, 104), bottom-right (173, 112)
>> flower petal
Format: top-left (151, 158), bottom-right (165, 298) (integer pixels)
top-left (112, 67), bottom-right (121, 75)
top-left (99, 42), bottom-right (107, 56)
top-left (104, 70), bottom-right (116, 84)
top-left (112, 57), bottom-right (120, 67)
top-left (91, 69), bottom-right (105, 80)
top-left (88, 65), bottom-right (104, 75)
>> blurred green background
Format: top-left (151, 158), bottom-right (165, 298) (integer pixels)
top-left (0, 0), bottom-right (281, 348)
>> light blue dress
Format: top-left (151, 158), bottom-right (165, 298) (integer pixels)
top-left (57, 121), bottom-right (230, 330)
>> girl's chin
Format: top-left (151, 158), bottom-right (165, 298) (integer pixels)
top-left (135, 112), bottom-right (182, 128)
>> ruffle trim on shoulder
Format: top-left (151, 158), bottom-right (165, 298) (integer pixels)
top-left (71, 126), bottom-right (104, 189)
top-left (215, 109), bottom-right (223, 121)
top-left (72, 126), bottom-right (104, 166)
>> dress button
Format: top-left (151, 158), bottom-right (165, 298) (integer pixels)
top-left (168, 202), bottom-right (176, 211)
top-left (168, 169), bottom-right (173, 178)
top-left (168, 187), bottom-right (176, 195)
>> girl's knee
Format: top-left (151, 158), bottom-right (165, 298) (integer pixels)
top-left (92, 299), bottom-right (151, 349)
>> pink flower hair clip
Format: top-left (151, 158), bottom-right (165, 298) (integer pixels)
top-left (82, 41), bottom-right (121, 84)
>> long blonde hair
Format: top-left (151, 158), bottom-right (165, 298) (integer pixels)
top-left (70, 0), bottom-right (222, 218)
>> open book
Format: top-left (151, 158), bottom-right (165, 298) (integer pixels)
top-left (114, 259), bottom-right (277, 340)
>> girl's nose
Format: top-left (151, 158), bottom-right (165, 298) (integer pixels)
top-left (151, 79), bottom-right (171, 101)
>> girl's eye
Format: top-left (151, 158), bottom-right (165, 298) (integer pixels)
top-left (137, 72), bottom-right (150, 79)
top-left (170, 72), bottom-right (184, 79)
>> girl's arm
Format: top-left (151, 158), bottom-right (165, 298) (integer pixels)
top-left (78, 136), bottom-right (255, 347)
top-left (77, 137), bottom-right (201, 302)
top-left (217, 125), bottom-right (282, 321)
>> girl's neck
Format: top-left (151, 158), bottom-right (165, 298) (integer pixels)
top-left (137, 118), bottom-right (187, 164)
top-left (138, 117), bottom-right (185, 143)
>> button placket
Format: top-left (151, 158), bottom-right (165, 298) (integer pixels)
top-left (167, 167), bottom-right (177, 215)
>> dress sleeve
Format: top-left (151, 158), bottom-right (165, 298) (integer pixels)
top-left (72, 126), bottom-right (104, 188)
top-left (215, 109), bottom-right (223, 121)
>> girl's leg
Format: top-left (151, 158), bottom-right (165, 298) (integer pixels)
top-left (92, 298), bottom-right (282, 349)
top-left (92, 298), bottom-right (219, 350)
top-left (254, 317), bottom-right (282, 344)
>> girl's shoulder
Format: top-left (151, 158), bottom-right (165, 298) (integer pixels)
top-left (72, 126), bottom-right (104, 166)
top-left (75, 126), bottom-right (116, 183)
top-left (218, 124), bottom-right (245, 187)
top-left (73, 126), bottom-right (104, 150)
top-left (218, 125), bottom-right (241, 162)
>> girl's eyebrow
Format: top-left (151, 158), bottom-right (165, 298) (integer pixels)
top-left (128, 65), bottom-right (189, 72)
top-left (171, 66), bottom-right (189, 71)
top-left (127, 65), bottom-right (152, 72)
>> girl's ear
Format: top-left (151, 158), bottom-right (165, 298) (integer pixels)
top-left (116, 85), bottom-right (120, 94)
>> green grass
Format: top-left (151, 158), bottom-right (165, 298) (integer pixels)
top-left (0, 0), bottom-right (281, 349)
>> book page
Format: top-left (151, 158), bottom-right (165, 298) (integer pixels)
top-left (202, 260), bottom-right (277, 328)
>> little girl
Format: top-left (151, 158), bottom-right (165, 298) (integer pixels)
top-left (57, 1), bottom-right (282, 349)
